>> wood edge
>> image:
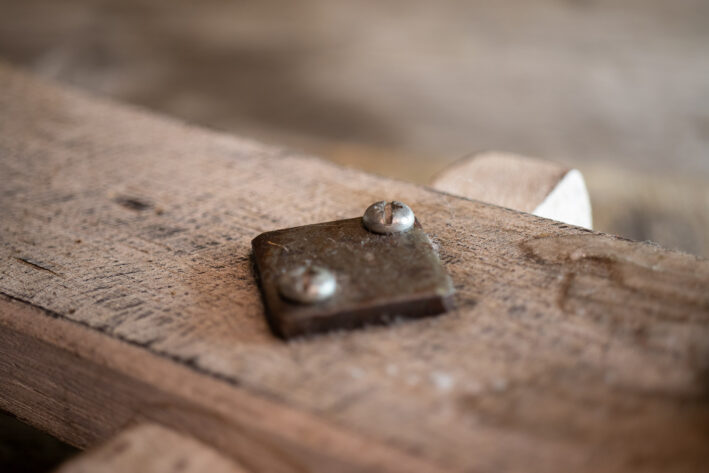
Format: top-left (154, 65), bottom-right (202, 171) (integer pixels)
top-left (0, 294), bottom-right (446, 473)
top-left (430, 152), bottom-right (594, 227)
top-left (431, 151), bottom-right (570, 183)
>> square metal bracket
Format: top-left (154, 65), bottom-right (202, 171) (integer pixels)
top-left (252, 217), bottom-right (455, 339)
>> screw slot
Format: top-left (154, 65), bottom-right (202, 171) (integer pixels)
top-left (278, 265), bottom-right (336, 304)
top-left (363, 201), bottom-right (415, 234)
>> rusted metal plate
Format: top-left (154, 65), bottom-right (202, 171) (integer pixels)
top-left (252, 217), bottom-right (455, 338)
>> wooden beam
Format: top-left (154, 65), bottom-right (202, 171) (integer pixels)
top-left (55, 424), bottom-right (248, 473)
top-left (1, 63), bottom-right (708, 472)
top-left (0, 295), bottom-right (438, 473)
top-left (431, 152), bottom-right (593, 229)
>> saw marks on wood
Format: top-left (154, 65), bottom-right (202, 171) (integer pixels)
top-left (1, 63), bottom-right (709, 472)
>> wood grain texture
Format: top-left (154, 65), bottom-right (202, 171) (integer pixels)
top-left (1, 63), bottom-right (709, 472)
top-left (55, 424), bottom-right (247, 473)
top-left (431, 152), bottom-right (568, 213)
top-left (0, 294), bottom-right (439, 473)
top-left (432, 152), bottom-right (592, 229)
top-left (431, 151), bottom-right (570, 213)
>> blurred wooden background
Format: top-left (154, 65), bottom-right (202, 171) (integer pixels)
top-left (1, 0), bottom-right (709, 249)
top-left (1, 0), bottom-right (707, 256)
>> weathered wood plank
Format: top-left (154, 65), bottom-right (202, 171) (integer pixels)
top-left (1, 63), bottom-right (709, 472)
top-left (0, 294), bottom-right (438, 473)
top-left (55, 424), bottom-right (248, 473)
top-left (431, 152), bottom-right (593, 229)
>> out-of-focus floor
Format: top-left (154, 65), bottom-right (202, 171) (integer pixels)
top-left (0, 0), bottom-right (707, 255)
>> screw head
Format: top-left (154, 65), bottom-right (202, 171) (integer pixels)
top-left (278, 265), bottom-right (336, 304)
top-left (362, 201), bottom-right (415, 234)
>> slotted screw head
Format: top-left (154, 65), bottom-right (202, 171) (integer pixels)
top-left (278, 265), bottom-right (336, 304)
top-left (362, 201), bottom-right (415, 234)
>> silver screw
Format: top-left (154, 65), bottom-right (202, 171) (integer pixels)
top-left (362, 201), bottom-right (415, 234)
top-left (278, 265), bottom-right (336, 304)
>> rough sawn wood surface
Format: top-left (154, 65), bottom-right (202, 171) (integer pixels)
top-left (1, 63), bottom-right (708, 472)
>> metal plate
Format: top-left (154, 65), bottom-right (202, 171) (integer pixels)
top-left (252, 217), bottom-right (455, 339)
